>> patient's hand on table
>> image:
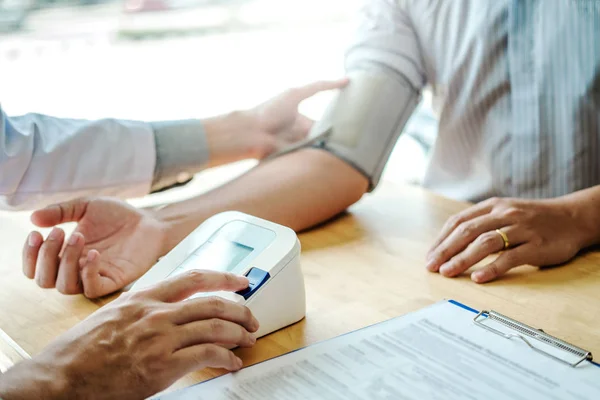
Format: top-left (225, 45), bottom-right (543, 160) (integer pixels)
top-left (425, 196), bottom-right (596, 283)
top-left (22, 197), bottom-right (168, 298)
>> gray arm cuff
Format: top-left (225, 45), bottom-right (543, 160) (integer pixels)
top-left (309, 65), bottom-right (421, 192)
top-left (150, 119), bottom-right (209, 192)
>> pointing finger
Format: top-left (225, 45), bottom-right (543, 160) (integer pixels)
top-left (144, 270), bottom-right (249, 303)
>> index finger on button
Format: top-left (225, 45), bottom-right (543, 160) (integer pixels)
top-left (146, 270), bottom-right (249, 303)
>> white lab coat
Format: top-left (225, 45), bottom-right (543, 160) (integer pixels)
top-left (0, 105), bottom-right (156, 211)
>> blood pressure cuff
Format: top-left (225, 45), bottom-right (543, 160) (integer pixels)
top-left (310, 66), bottom-right (421, 191)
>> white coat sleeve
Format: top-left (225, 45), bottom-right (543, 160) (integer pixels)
top-left (0, 105), bottom-right (156, 210)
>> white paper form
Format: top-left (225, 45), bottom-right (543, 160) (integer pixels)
top-left (158, 301), bottom-right (600, 400)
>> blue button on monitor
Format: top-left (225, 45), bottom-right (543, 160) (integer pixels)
top-left (235, 267), bottom-right (270, 300)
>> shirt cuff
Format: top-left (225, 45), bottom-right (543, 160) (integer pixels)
top-left (150, 119), bottom-right (209, 192)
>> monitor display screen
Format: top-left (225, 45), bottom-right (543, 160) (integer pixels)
top-left (169, 240), bottom-right (254, 277)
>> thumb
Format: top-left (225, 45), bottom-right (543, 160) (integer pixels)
top-left (290, 114), bottom-right (314, 139)
top-left (31, 198), bottom-right (90, 227)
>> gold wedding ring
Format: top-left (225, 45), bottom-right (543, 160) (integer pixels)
top-left (495, 229), bottom-right (510, 250)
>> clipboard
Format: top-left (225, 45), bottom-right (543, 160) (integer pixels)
top-left (159, 299), bottom-right (600, 400)
top-left (447, 300), bottom-right (597, 368)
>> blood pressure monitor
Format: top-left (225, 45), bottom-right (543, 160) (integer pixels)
top-left (130, 211), bottom-right (306, 339)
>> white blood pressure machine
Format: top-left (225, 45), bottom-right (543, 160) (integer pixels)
top-left (130, 211), bottom-right (305, 339)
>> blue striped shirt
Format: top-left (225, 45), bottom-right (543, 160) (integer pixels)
top-left (351, 0), bottom-right (600, 201)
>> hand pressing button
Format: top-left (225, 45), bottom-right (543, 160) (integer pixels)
top-left (236, 267), bottom-right (270, 300)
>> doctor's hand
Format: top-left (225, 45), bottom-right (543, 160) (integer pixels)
top-left (204, 78), bottom-right (348, 166)
top-left (247, 78), bottom-right (349, 158)
top-left (0, 270), bottom-right (259, 400)
top-left (425, 196), bottom-right (596, 283)
top-left (23, 197), bottom-right (169, 298)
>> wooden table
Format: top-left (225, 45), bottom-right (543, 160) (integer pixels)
top-left (1, 182), bottom-right (599, 393)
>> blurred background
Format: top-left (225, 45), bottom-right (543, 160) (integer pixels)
top-left (0, 0), bottom-right (436, 194)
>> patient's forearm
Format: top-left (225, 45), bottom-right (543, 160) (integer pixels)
top-left (156, 148), bottom-right (369, 252)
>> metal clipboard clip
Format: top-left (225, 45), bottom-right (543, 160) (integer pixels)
top-left (473, 310), bottom-right (593, 368)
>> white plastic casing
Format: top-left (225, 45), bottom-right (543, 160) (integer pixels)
top-left (129, 211), bottom-right (305, 339)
